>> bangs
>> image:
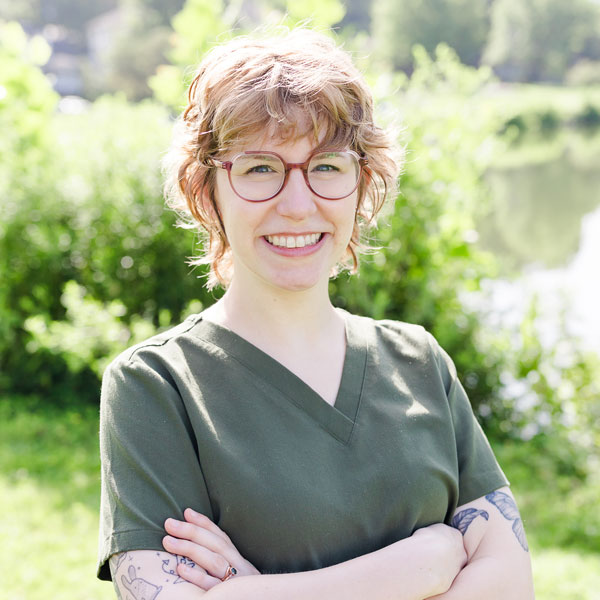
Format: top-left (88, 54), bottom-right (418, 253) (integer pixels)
top-left (213, 82), bottom-right (359, 156)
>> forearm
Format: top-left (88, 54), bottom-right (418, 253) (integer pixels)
top-left (205, 537), bottom-right (454, 600)
top-left (427, 554), bottom-right (534, 600)
top-left (429, 488), bottom-right (535, 600)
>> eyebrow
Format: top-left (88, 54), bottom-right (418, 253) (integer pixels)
top-left (240, 154), bottom-right (281, 161)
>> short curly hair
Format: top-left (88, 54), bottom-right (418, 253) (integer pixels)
top-left (163, 28), bottom-right (400, 289)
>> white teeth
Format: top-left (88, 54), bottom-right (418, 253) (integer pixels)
top-left (265, 234), bottom-right (322, 248)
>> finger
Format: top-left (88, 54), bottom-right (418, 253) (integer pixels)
top-left (184, 508), bottom-right (232, 543)
top-left (163, 535), bottom-right (231, 580)
top-left (165, 518), bottom-right (231, 556)
top-left (175, 561), bottom-right (223, 591)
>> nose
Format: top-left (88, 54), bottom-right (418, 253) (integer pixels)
top-left (275, 167), bottom-right (317, 220)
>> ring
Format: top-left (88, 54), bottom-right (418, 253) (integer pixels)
top-left (221, 564), bottom-right (238, 581)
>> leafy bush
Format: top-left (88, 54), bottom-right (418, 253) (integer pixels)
top-left (575, 104), bottom-right (600, 129)
top-left (1, 24), bottom-right (213, 400)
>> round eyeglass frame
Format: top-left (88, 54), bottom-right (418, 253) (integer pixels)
top-left (209, 149), bottom-right (368, 202)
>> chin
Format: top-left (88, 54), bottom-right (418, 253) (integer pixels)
top-left (264, 269), bottom-right (329, 293)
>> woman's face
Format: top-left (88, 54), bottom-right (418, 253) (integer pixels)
top-left (213, 132), bottom-right (359, 295)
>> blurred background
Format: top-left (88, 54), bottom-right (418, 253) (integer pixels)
top-left (1, 0), bottom-right (599, 598)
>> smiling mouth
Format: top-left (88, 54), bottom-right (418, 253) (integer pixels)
top-left (264, 233), bottom-right (324, 249)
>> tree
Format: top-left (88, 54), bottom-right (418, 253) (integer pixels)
top-left (90, 1), bottom-right (177, 101)
top-left (483, 0), bottom-right (600, 83)
top-left (372, 0), bottom-right (490, 72)
top-left (149, 0), bottom-right (346, 109)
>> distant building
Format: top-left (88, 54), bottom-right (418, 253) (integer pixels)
top-left (41, 23), bottom-right (86, 96)
top-left (85, 7), bottom-right (128, 90)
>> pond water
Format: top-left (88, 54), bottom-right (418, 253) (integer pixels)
top-left (476, 136), bottom-right (600, 355)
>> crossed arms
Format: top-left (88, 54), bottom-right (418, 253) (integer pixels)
top-left (108, 486), bottom-right (534, 600)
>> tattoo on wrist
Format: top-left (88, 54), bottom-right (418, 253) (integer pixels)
top-left (485, 490), bottom-right (529, 552)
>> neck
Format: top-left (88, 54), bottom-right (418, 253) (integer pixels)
top-left (205, 276), bottom-right (341, 348)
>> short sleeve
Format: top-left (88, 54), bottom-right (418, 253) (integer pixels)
top-left (427, 334), bottom-right (509, 506)
top-left (97, 353), bottom-right (213, 581)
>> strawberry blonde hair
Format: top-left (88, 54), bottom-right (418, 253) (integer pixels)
top-left (163, 28), bottom-right (400, 289)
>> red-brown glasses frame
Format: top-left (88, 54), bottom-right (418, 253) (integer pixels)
top-left (210, 149), bottom-right (368, 202)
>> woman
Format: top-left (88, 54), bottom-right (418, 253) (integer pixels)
top-left (97, 29), bottom-right (534, 599)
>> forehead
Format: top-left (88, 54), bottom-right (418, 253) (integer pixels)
top-left (229, 117), bottom-right (329, 157)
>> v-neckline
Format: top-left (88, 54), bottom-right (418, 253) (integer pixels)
top-left (190, 311), bottom-right (369, 445)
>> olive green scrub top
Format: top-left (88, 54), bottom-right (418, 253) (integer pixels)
top-left (97, 312), bottom-right (508, 580)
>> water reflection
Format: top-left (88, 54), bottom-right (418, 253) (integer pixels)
top-left (476, 141), bottom-right (600, 354)
top-left (480, 156), bottom-right (600, 272)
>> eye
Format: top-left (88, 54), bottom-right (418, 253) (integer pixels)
top-left (247, 164), bottom-right (275, 174)
top-left (312, 163), bottom-right (339, 173)
top-left (231, 155), bottom-right (283, 177)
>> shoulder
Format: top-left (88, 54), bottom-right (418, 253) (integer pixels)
top-left (100, 314), bottom-right (209, 414)
top-left (346, 312), bottom-right (444, 361)
top-left (345, 312), bottom-right (458, 386)
top-left (104, 314), bottom-right (203, 378)
top-left (100, 316), bottom-right (210, 427)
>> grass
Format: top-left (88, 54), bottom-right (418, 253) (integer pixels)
top-left (1, 396), bottom-right (599, 599)
top-left (0, 396), bottom-right (108, 600)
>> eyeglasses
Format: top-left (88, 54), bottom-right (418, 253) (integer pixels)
top-left (210, 150), bottom-right (367, 202)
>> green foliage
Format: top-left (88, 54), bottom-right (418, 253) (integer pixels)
top-left (24, 281), bottom-right (157, 377)
top-left (86, 1), bottom-right (174, 101)
top-left (149, 0), bottom-right (346, 109)
top-left (576, 104), bottom-right (600, 129)
top-left (0, 39), bottom-right (212, 400)
top-left (494, 438), bottom-right (600, 552)
top-left (0, 396), bottom-right (106, 599)
top-left (148, 0), bottom-right (231, 109)
top-left (484, 0), bottom-right (600, 83)
top-left (478, 84), bottom-right (600, 141)
top-left (24, 281), bottom-right (205, 378)
top-left (372, 0), bottom-right (490, 71)
top-left (0, 21), bottom-right (55, 158)
top-left (497, 301), bottom-right (600, 452)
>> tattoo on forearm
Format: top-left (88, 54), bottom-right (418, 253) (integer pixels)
top-left (485, 490), bottom-right (529, 552)
top-left (109, 553), bottom-right (127, 600)
top-left (451, 507), bottom-right (489, 534)
top-left (161, 554), bottom-right (197, 584)
top-left (109, 551), bottom-right (200, 599)
top-left (121, 564), bottom-right (163, 599)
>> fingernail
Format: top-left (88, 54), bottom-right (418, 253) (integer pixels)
top-left (163, 535), bottom-right (177, 544)
top-left (166, 518), bottom-right (180, 528)
top-left (186, 508), bottom-right (198, 516)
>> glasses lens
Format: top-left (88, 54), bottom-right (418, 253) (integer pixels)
top-left (229, 154), bottom-right (285, 201)
top-left (307, 151), bottom-right (360, 199)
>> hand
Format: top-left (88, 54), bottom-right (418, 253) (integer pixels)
top-left (163, 508), bottom-right (261, 590)
top-left (411, 523), bottom-right (467, 596)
